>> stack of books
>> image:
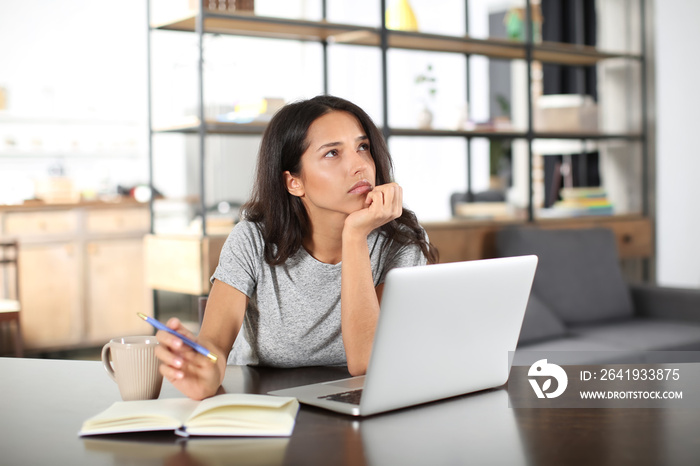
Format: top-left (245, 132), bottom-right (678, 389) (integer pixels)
top-left (454, 201), bottom-right (512, 220)
top-left (542, 187), bottom-right (614, 217)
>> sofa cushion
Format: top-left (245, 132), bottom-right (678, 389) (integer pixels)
top-left (517, 293), bottom-right (568, 344)
top-left (571, 318), bottom-right (700, 351)
top-left (496, 227), bottom-right (634, 325)
top-left (513, 337), bottom-right (644, 366)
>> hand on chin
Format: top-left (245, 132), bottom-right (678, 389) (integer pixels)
top-left (344, 183), bottom-right (403, 238)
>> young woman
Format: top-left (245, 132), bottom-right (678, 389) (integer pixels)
top-left (155, 95), bottom-right (438, 400)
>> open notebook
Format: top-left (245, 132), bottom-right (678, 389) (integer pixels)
top-left (79, 393), bottom-right (299, 437)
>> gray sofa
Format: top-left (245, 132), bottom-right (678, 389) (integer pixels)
top-left (495, 227), bottom-right (700, 365)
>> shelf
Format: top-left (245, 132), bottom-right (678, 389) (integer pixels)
top-left (0, 151), bottom-right (144, 159)
top-left (390, 128), bottom-right (642, 141)
top-left (390, 128), bottom-right (526, 139)
top-left (159, 122), bottom-right (527, 139)
top-left (532, 131), bottom-right (643, 140)
top-left (423, 214), bottom-right (651, 262)
top-left (425, 212), bottom-right (645, 227)
top-left (387, 32), bottom-right (638, 65)
top-left (0, 112), bottom-right (143, 126)
top-left (386, 30), bottom-right (524, 59)
top-left (0, 198), bottom-right (147, 212)
top-left (154, 119), bottom-right (642, 141)
top-left (152, 12), bottom-right (639, 66)
top-left (533, 41), bottom-right (639, 66)
top-left (153, 195), bottom-right (201, 204)
top-left (152, 11), bottom-right (377, 44)
top-left (153, 117), bottom-right (267, 135)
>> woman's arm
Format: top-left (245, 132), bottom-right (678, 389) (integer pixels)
top-left (155, 279), bottom-right (247, 400)
top-left (341, 183), bottom-right (402, 376)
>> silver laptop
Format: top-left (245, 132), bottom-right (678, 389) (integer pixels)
top-left (268, 255), bottom-right (538, 416)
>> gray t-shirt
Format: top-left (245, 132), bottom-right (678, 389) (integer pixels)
top-left (211, 220), bottom-right (427, 367)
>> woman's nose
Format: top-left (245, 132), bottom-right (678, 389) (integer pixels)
top-left (349, 150), bottom-right (373, 176)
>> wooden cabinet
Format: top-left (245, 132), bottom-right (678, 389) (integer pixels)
top-left (85, 208), bottom-right (150, 234)
top-left (144, 234), bottom-right (227, 295)
top-left (423, 215), bottom-right (653, 264)
top-left (0, 203), bottom-right (152, 351)
top-left (18, 242), bottom-right (82, 348)
top-left (4, 210), bottom-right (77, 236)
top-left (85, 239), bottom-right (152, 342)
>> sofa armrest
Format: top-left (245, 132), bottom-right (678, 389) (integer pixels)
top-left (629, 282), bottom-right (700, 323)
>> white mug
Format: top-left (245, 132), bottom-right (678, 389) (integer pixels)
top-left (101, 336), bottom-right (163, 401)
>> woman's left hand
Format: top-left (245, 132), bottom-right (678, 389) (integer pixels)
top-left (344, 182), bottom-right (403, 238)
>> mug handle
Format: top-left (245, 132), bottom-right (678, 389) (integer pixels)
top-left (101, 342), bottom-right (117, 382)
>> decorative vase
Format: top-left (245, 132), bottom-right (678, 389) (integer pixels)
top-left (417, 106), bottom-right (433, 129)
top-left (385, 0), bottom-right (418, 32)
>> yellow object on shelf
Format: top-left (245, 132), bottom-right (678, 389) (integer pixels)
top-left (385, 0), bottom-right (418, 32)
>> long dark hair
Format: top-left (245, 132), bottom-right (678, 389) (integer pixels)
top-left (242, 95), bottom-right (438, 265)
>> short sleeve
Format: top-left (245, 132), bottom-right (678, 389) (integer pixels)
top-left (211, 221), bottom-right (263, 298)
top-left (373, 226), bottom-right (429, 285)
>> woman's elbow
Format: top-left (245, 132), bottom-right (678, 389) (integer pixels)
top-left (346, 358), bottom-right (368, 377)
top-left (347, 365), bottom-right (367, 377)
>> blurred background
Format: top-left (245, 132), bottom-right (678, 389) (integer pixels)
top-left (0, 0), bottom-right (698, 358)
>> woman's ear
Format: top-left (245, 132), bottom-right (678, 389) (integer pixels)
top-left (284, 171), bottom-right (304, 197)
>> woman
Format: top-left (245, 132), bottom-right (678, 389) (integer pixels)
top-left (156, 95), bottom-right (438, 400)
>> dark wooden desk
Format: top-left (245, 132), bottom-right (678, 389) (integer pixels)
top-left (1, 358), bottom-right (699, 465)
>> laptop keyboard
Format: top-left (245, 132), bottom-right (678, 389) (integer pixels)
top-left (319, 388), bottom-right (363, 405)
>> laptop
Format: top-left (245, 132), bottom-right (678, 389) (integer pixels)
top-left (268, 255), bottom-right (538, 416)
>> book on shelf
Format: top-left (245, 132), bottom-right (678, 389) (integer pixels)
top-left (454, 201), bottom-right (512, 220)
top-left (541, 186), bottom-right (614, 217)
top-left (559, 186), bottom-right (608, 199)
top-left (550, 203), bottom-right (614, 216)
top-left (79, 393), bottom-right (299, 437)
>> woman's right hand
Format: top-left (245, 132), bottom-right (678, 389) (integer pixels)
top-left (154, 318), bottom-right (225, 400)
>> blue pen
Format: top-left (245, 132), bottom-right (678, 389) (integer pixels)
top-left (137, 313), bottom-right (218, 363)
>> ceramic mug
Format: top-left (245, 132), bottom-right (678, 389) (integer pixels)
top-left (101, 336), bottom-right (163, 401)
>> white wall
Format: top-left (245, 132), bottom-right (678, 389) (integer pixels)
top-left (655, 0), bottom-right (700, 287)
top-left (0, 0), bottom-right (149, 200)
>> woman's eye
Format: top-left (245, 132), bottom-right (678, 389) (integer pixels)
top-left (324, 149), bottom-right (339, 158)
top-left (358, 143), bottom-right (369, 151)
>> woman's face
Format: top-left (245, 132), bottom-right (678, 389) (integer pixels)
top-left (285, 110), bottom-right (376, 222)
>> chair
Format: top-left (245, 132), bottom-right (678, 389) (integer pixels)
top-left (0, 241), bottom-right (23, 357)
top-left (198, 296), bottom-right (208, 325)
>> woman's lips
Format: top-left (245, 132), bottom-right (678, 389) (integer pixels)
top-left (348, 180), bottom-right (374, 194)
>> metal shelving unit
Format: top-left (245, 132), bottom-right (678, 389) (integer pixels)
top-left (146, 0), bottom-right (650, 292)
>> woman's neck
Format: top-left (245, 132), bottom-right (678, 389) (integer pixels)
top-left (303, 215), bottom-right (346, 265)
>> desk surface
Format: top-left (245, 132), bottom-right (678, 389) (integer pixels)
top-left (2, 357), bottom-right (700, 466)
